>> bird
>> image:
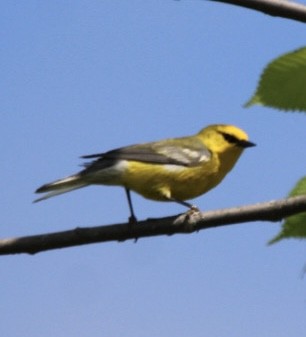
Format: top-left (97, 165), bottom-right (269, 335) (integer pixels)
top-left (34, 124), bottom-right (255, 221)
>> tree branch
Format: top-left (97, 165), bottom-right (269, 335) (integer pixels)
top-left (208, 0), bottom-right (306, 23)
top-left (0, 195), bottom-right (306, 256)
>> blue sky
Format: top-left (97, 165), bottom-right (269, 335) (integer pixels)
top-left (1, 1), bottom-right (306, 336)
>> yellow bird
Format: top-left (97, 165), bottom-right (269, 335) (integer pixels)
top-left (35, 124), bottom-right (255, 220)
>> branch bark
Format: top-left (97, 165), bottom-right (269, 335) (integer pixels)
top-left (0, 195), bottom-right (306, 256)
top-left (208, 0), bottom-right (306, 23)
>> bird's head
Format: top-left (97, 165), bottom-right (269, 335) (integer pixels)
top-left (197, 124), bottom-right (256, 155)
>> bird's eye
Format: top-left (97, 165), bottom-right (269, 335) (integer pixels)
top-left (221, 132), bottom-right (239, 144)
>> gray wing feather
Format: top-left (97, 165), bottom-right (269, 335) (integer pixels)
top-left (81, 137), bottom-right (211, 173)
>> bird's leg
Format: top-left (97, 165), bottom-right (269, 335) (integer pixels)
top-left (124, 188), bottom-right (139, 243)
top-left (169, 198), bottom-right (199, 212)
top-left (125, 188), bottom-right (138, 225)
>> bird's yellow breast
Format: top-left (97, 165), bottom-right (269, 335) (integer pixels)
top-left (119, 155), bottom-right (224, 201)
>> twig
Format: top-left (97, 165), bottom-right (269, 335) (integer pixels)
top-left (0, 195), bottom-right (305, 256)
top-left (207, 0), bottom-right (306, 23)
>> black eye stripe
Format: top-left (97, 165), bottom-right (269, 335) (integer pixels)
top-left (220, 132), bottom-right (240, 144)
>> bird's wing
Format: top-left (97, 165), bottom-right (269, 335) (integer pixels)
top-left (81, 137), bottom-right (211, 172)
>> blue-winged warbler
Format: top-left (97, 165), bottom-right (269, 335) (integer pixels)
top-left (35, 124), bottom-right (255, 220)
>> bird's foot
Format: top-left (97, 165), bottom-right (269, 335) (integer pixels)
top-left (173, 206), bottom-right (201, 232)
top-left (127, 215), bottom-right (139, 242)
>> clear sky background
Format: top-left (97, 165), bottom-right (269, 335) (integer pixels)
top-left (1, 1), bottom-right (306, 337)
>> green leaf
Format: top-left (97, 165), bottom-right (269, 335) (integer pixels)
top-left (288, 176), bottom-right (306, 197)
top-left (246, 47), bottom-right (306, 112)
top-left (269, 177), bottom-right (306, 244)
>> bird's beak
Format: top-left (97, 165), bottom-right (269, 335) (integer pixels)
top-left (238, 140), bottom-right (256, 148)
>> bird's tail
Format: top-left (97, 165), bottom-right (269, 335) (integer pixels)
top-left (34, 174), bottom-right (88, 203)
